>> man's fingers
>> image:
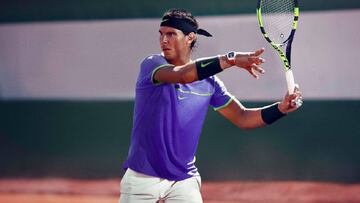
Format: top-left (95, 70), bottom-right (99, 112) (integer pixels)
top-left (250, 47), bottom-right (265, 56)
top-left (291, 95), bottom-right (303, 108)
top-left (293, 84), bottom-right (303, 101)
top-left (249, 64), bottom-right (265, 79)
top-left (251, 64), bottom-right (265, 74)
top-left (290, 99), bottom-right (303, 108)
top-left (258, 57), bottom-right (266, 64)
top-left (287, 93), bottom-right (298, 101)
top-left (288, 86), bottom-right (303, 108)
top-left (281, 84), bottom-right (303, 112)
top-left (249, 69), bottom-right (258, 79)
top-left (247, 66), bottom-right (260, 79)
top-left (249, 56), bottom-right (266, 65)
top-left (294, 84), bottom-right (300, 92)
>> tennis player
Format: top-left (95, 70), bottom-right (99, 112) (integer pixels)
top-left (120, 8), bottom-right (302, 203)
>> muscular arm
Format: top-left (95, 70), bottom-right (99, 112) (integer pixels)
top-left (217, 99), bottom-right (266, 130)
top-left (153, 55), bottom-right (231, 84)
top-left (218, 87), bottom-right (302, 129)
top-left (154, 48), bottom-right (265, 84)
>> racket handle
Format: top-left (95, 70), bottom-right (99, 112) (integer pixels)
top-left (285, 69), bottom-right (303, 107)
top-left (285, 69), bottom-right (295, 94)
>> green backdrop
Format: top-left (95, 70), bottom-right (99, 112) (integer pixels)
top-left (1, 100), bottom-right (359, 183)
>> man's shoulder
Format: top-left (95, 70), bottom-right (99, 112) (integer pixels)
top-left (141, 54), bottom-right (166, 64)
top-left (140, 53), bottom-right (170, 75)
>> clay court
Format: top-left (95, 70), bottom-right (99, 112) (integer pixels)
top-left (1, 179), bottom-right (360, 203)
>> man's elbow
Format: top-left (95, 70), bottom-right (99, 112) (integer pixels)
top-left (237, 124), bottom-right (253, 130)
top-left (235, 120), bottom-right (257, 130)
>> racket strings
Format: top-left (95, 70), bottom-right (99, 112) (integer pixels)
top-left (261, 0), bottom-right (295, 45)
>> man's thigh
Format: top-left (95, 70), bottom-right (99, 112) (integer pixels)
top-left (119, 169), bottom-right (161, 203)
top-left (165, 176), bottom-right (202, 203)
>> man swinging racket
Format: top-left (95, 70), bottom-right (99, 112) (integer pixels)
top-left (120, 8), bottom-right (302, 203)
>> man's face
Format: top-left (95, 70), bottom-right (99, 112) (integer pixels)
top-left (159, 26), bottom-right (192, 62)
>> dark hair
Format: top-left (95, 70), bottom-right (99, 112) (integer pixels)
top-left (162, 9), bottom-right (198, 49)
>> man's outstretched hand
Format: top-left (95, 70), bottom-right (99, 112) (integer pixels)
top-left (234, 47), bottom-right (266, 79)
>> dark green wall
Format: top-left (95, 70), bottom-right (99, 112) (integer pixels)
top-left (1, 0), bottom-right (360, 23)
top-left (1, 100), bottom-right (360, 183)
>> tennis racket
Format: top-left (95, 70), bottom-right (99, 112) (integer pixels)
top-left (257, 0), bottom-right (301, 104)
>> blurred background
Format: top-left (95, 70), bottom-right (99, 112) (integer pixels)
top-left (0, 0), bottom-right (360, 184)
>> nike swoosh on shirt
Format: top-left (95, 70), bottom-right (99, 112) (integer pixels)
top-left (200, 61), bottom-right (213, 68)
top-left (178, 95), bottom-right (187, 100)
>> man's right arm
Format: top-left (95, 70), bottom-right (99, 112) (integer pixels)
top-left (217, 85), bottom-right (302, 130)
top-left (154, 48), bottom-right (266, 84)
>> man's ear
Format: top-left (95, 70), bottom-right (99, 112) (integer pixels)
top-left (187, 32), bottom-right (197, 45)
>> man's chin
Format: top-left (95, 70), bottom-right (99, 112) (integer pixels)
top-left (163, 53), bottom-right (174, 61)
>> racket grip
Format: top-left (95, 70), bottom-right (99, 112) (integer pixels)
top-left (285, 69), bottom-right (295, 94)
top-left (285, 69), bottom-right (302, 107)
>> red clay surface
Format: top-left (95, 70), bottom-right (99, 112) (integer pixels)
top-left (0, 179), bottom-right (359, 203)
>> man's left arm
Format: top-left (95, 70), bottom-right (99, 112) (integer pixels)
top-left (217, 86), bottom-right (303, 129)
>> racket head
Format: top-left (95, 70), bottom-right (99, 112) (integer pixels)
top-left (256, 0), bottom-right (300, 93)
top-left (257, 0), bottom-right (299, 46)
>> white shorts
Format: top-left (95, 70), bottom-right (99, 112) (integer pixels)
top-left (119, 168), bottom-right (202, 203)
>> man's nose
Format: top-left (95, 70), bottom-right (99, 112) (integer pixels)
top-left (160, 35), bottom-right (168, 43)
